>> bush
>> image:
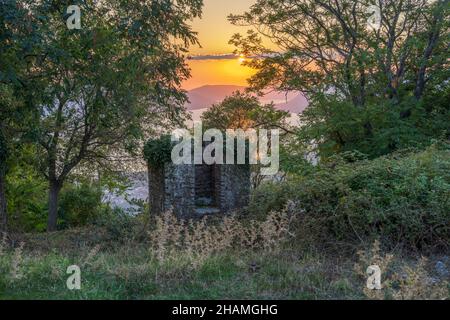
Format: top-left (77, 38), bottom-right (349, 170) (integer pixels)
top-left (59, 183), bottom-right (105, 228)
top-left (6, 165), bottom-right (48, 232)
top-left (248, 182), bottom-right (291, 218)
top-left (93, 207), bottom-right (138, 242)
top-left (249, 145), bottom-right (450, 248)
top-left (143, 135), bottom-right (173, 168)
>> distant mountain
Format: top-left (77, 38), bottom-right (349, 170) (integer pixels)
top-left (185, 85), bottom-right (246, 110)
top-left (274, 94), bottom-right (308, 113)
top-left (185, 85), bottom-right (308, 113)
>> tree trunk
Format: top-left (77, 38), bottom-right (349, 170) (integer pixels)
top-left (47, 180), bottom-right (62, 232)
top-left (0, 169), bottom-right (7, 232)
top-left (148, 164), bottom-right (165, 215)
top-left (0, 128), bottom-right (7, 232)
top-left (414, 5), bottom-right (444, 101)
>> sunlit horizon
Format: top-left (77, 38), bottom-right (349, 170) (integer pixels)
top-left (182, 57), bottom-right (256, 90)
top-left (181, 0), bottom-right (263, 90)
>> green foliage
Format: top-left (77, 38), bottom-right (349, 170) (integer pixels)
top-left (249, 145), bottom-right (450, 248)
top-left (201, 91), bottom-right (290, 131)
top-left (1, 0), bottom-right (203, 231)
top-left (94, 207), bottom-right (139, 242)
top-left (279, 134), bottom-right (315, 175)
top-left (230, 0), bottom-right (450, 160)
top-left (0, 129), bottom-right (6, 169)
top-left (59, 183), bottom-right (105, 228)
top-left (6, 169), bottom-right (109, 232)
top-left (249, 181), bottom-right (289, 219)
top-left (0, 1), bottom-right (40, 168)
top-left (298, 96), bottom-right (450, 159)
top-left (5, 163), bottom-right (48, 232)
top-left (143, 135), bottom-right (173, 168)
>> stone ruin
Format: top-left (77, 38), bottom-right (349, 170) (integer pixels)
top-left (147, 161), bottom-right (250, 218)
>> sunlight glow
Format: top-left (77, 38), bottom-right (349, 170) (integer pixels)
top-left (183, 57), bottom-right (256, 90)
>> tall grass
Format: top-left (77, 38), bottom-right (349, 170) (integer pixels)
top-left (0, 210), bottom-right (448, 300)
top-left (150, 208), bottom-right (294, 268)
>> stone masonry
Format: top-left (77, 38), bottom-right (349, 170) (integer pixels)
top-left (148, 161), bottom-right (250, 218)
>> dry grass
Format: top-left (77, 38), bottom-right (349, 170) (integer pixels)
top-left (10, 241), bottom-right (25, 280)
top-left (0, 209), bottom-right (448, 300)
top-left (354, 241), bottom-right (449, 300)
top-left (149, 208), bottom-right (294, 268)
top-left (0, 232), bottom-right (7, 257)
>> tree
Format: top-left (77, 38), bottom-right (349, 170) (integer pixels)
top-left (13, 0), bottom-right (202, 231)
top-left (0, 119), bottom-right (7, 231)
top-left (229, 0), bottom-right (449, 159)
top-left (0, 86), bottom-right (24, 232)
top-left (0, 0), bottom-right (41, 231)
top-left (202, 91), bottom-right (291, 187)
top-left (201, 91), bottom-right (291, 131)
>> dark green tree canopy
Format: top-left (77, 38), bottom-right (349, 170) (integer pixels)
top-left (229, 0), bottom-right (450, 158)
top-left (1, 0), bottom-right (204, 231)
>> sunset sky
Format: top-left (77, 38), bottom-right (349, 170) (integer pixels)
top-left (182, 0), bottom-right (261, 90)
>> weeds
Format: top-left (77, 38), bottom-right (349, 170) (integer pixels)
top-left (0, 215), bottom-right (448, 300)
top-left (354, 241), bottom-right (449, 300)
top-left (391, 257), bottom-right (448, 300)
top-left (11, 242), bottom-right (25, 280)
top-left (149, 208), bottom-right (294, 268)
top-left (83, 244), bottom-right (101, 267)
top-left (0, 232), bottom-right (7, 257)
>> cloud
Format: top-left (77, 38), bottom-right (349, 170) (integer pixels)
top-left (187, 53), bottom-right (238, 60)
top-left (187, 53), bottom-right (279, 61)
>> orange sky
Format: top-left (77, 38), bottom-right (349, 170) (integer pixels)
top-left (183, 58), bottom-right (256, 90)
top-left (182, 0), bottom-right (262, 90)
top-left (189, 0), bottom-right (257, 55)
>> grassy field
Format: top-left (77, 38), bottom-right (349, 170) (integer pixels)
top-left (1, 219), bottom-right (448, 300)
top-left (0, 244), bottom-right (360, 299)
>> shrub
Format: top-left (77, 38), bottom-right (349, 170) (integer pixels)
top-left (93, 207), bottom-right (139, 242)
top-left (248, 182), bottom-right (291, 218)
top-left (59, 183), bottom-right (105, 228)
top-left (143, 135), bottom-right (173, 168)
top-left (6, 165), bottom-right (48, 232)
top-left (249, 145), bottom-right (450, 248)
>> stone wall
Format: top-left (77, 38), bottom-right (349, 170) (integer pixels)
top-left (163, 163), bottom-right (195, 218)
top-left (148, 162), bottom-right (250, 218)
top-left (216, 164), bottom-right (250, 213)
top-left (195, 164), bottom-right (216, 206)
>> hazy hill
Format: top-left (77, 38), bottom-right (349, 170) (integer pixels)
top-left (185, 85), bottom-right (308, 113)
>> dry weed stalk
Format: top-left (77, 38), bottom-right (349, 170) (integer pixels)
top-left (391, 257), bottom-right (449, 300)
top-left (11, 241), bottom-right (25, 280)
top-left (150, 207), bottom-right (294, 268)
top-left (355, 241), bottom-right (449, 300)
top-left (83, 244), bottom-right (101, 267)
top-left (0, 232), bottom-right (7, 257)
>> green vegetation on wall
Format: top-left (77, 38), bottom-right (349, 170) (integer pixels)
top-left (143, 135), bottom-right (173, 168)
